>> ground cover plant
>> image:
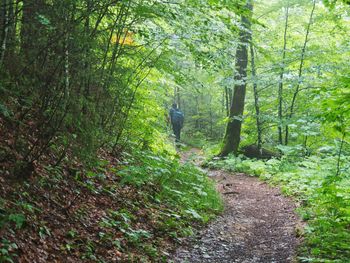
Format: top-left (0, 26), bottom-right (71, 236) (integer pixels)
top-left (205, 148), bottom-right (350, 262)
top-left (0, 147), bottom-right (222, 262)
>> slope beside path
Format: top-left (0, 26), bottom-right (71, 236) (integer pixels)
top-left (172, 149), bottom-right (302, 263)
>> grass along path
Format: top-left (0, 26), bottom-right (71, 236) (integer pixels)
top-left (172, 149), bottom-right (302, 263)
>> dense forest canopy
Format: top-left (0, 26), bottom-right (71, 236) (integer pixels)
top-left (0, 0), bottom-right (349, 162)
top-left (0, 0), bottom-right (350, 262)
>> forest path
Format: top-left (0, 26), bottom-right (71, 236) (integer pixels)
top-left (172, 148), bottom-right (302, 263)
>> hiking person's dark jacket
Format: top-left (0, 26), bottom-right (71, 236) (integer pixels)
top-left (169, 107), bottom-right (184, 142)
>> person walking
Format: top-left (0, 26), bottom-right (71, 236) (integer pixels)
top-left (169, 103), bottom-right (184, 142)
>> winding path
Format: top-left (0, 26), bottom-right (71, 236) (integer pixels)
top-left (172, 149), bottom-right (302, 263)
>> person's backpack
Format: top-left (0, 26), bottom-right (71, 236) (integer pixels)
top-left (172, 110), bottom-right (184, 127)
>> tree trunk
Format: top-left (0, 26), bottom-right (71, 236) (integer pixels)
top-left (278, 2), bottom-right (289, 145)
top-left (21, 0), bottom-right (44, 60)
top-left (83, 0), bottom-right (92, 101)
top-left (173, 85), bottom-right (181, 108)
top-left (224, 86), bottom-right (230, 117)
top-left (336, 132), bottom-right (346, 177)
top-left (209, 95), bottom-right (213, 137)
top-left (0, 0), bottom-right (9, 67)
top-left (285, 0), bottom-right (316, 145)
top-left (4, 0), bottom-right (17, 67)
top-left (250, 43), bottom-right (262, 153)
top-left (64, 14), bottom-right (70, 101)
top-left (176, 86), bottom-right (181, 109)
top-left (220, 0), bottom-right (252, 156)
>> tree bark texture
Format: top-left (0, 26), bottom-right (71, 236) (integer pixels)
top-left (220, 0), bottom-right (252, 156)
top-left (0, 0), bottom-right (8, 66)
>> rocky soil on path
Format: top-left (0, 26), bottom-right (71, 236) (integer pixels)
top-left (172, 149), bottom-right (302, 263)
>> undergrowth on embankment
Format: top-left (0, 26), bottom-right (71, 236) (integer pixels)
top-left (206, 151), bottom-right (350, 263)
top-left (0, 149), bottom-right (222, 262)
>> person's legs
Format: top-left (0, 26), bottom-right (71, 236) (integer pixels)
top-left (174, 125), bottom-right (180, 142)
top-left (172, 125), bottom-right (177, 137)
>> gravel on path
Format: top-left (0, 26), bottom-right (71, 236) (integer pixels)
top-left (172, 149), bottom-right (302, 263)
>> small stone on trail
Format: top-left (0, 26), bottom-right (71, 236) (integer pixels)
top-left (203, 254), bottom-right (211, 259)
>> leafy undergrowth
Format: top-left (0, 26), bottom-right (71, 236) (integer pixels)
top-left (0, 150), bottom-right (222, 262)
top-left (206, 153), bottom-right (350, 263)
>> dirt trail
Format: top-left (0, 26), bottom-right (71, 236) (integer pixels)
top-left (172, 149), bottom-right (302, 263)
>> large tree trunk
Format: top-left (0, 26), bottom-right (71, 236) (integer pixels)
top-left (220, 0), bottom-right (252, 157)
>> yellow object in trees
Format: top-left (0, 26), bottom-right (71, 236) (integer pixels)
top-left (112, 31), bottom-right (134, 46)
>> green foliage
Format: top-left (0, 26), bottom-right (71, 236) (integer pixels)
top-left (0, 209), bottom-right (26, 230)
top-left (208, 153), bottom-right (350, 262)
top-left (36, 226), bottom-right (50, 241)
top-left (0, 103), bottom-right (11, 118)
top-left (0, 203), bottom-right (28, 261)
top-left (0, 0), bottom-right (188, 171)
top-left (119, 150), bottom-right (223, 224)
top-left (0, 0), bottom-right (349, 261)
top-left (0, 239), bottom-right (18, 263)
top-left (81, 239), bottom-right (97, 261)
top-left (7, 214), bottom-right (26, 230)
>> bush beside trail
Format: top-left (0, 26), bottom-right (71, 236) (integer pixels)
top-left (0, 149), bottom-right (222, 262)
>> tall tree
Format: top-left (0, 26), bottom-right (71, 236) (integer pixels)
top-left (21, 0), bottom-right (45, 61)
top-left (285, 0), bottom-right (316, 145)
top-left (278, 1), bottom-right (289, 145)
top-left (0, 0), bottom-right (9, 67)
top-left (220, 0), bottom-right (252, 156)
top-left (250, 43), bottom-right (262, 153)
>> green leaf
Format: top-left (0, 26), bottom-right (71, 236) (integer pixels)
top-left (8, 214), bottom-right (26, 229)
top-left (0, 103), bottom-right (11, 118)
top-left (184, 209), bottom-right (202, 220)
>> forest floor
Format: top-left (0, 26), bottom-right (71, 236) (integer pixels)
top-left (172, 148), bottom-right (302, 263)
